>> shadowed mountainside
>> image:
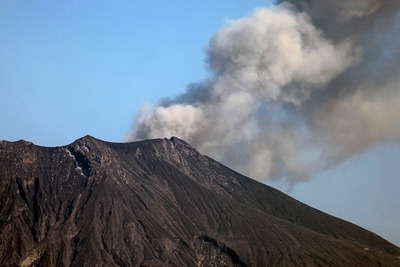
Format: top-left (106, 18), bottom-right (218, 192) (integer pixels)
top-left (0, 135), bottom-right (399, 266)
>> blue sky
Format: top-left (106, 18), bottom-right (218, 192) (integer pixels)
top-left (0, 0), bottom-right (269, 145)
top-left (1, 1), bottom-right (399, 246)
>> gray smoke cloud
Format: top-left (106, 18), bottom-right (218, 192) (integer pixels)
top-left (125, 1), bottom-right (400, 186)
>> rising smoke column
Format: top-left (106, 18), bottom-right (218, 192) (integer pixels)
top-left (126, 0), bottom-right (400, 185)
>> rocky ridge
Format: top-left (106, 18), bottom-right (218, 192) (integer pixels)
top-left (0, 135), bottom-right (399, 266)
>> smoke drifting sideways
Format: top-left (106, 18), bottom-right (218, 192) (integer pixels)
top-left (126, 0), bottom-right (400, 186)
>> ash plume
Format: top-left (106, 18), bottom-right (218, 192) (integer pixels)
top-left (126, 0), bottom-right (400, 185)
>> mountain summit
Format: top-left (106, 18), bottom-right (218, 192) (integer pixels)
top-left (0, 136), bottom-right (399, 266)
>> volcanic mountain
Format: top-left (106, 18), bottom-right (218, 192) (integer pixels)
top-left (0, 135), bottom-right (399, 266)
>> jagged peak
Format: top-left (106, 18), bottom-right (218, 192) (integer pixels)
top-left (0, 139), bottom-right (33, 145)
top-left (0, 139), bottom-right (36, 151)
top-left (168, 136), bottom-right (201, 157)
top-left (71, 135), bottom-right (101, 144)
top-left (169, 136), bottom-right (192, 147)
top-left (1, 135), bottom-right (199, 152)
top-left (68, 135), bottom-right (115, 151)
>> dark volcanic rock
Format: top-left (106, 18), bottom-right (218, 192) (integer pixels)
top-left (0, 135), bottom-right (399, 266)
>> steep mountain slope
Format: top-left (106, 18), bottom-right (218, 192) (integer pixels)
top-left (0, 135), bottom-right (399, 266)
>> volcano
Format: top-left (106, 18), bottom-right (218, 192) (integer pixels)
top-left (0, 135), bottom-right (399, 266)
